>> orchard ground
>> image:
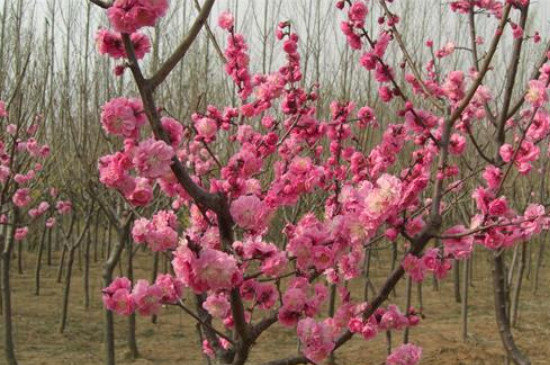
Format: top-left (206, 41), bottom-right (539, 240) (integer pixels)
top-left (1, 249), bottom-right (549, 365)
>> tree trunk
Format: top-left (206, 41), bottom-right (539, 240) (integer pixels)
top-left (151, 251), bottom-right (159, 324)
top-left (126, 235), bottom-right (139, 359)
top-left (46, 226), bottom-right (52, 266)
top-left (56, 244), bottom-right (66, 283)
top-left (34, 223), bottom-right (48, 295)
top-left (403, 276), bottom-right (412, 344)
top-left (453, 260), bottom-right (461, 303)
top-left (461, 259), bottom-right (470, 341)
top-left (327, 284), bottom-right (337, 365)
top-left (59, 246), bottom-right (75, 333)
top-left (533, 236), bottom-right (545, 294)
top-left (83, 230), bottom-right (91, 309)
top-left (103, 220), bottom-right (130, 365)
top-left (2, 210), bottom-right (19, 365)
top-left (493, 253), bottom-right (530, 365)
top-left (510, 242), bottom-right (527, 328)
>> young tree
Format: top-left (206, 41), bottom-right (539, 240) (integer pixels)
top-left (91, 1), bottom-right (548, 364)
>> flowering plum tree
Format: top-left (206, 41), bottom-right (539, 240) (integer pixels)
top-left (90, 0), bottom-right (548, 364)
top-left (0, 100), bottom-right (71, 365)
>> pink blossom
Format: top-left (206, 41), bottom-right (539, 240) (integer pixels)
top-left (402, 254), bottom-right (425, 282)
top-left (13, 188), bottom-right (32, 207)
top-left (126, 177), bottom-right (153, 206)
top-left (6, 124), bottom-right (16, 135)
top-left (102, 277), bottom-right (135, 316)
top-left (361, 322), bottom-right (379, 340)
top-left (131, 210), bottom-right (178, 251)
top-left (483, 165), bottom-right (502, 190)
top-left (230, 195), bottom-right (272, 232)
top-left (443, 225), bottom-right (473, 259)
top-left (14, 227), bottom-right (29, 241)
top-left (348, 1), bottom-right (368, 25)
top-left (488, 196), bottom-right (509, 216)
top-left (154, 273), bottom-right (183, 304)
top-left (95, 29), bottom-right (125, 58)
top-left (386, 344), bottom-right (422, 365)
top-left (56, 200), bottom-right (72, 214)
top-left (46, 217), bottom-right (56, 228)
top-left (449, 133), bottom-right (466, 155)
top-left (379, 305), bottom-right (409, 330)
top-left (0, 100), bottom-right (7, 118)
top-left (297, 318), bottom-right (336, 363)
top-left (172, 245), bottom-right (241, 293)
top-left (203, 294), bottom-right (231, 318)
top-left (194, 117), bottom-right (218, 142)
top-left (522, 204), bottom-right (548, 235)
top-left (132, 279), bottom-right (163, 316)
top-left (101, 97), bottom-right (146, 138)
top-left (363, 174), bottom-right (402, 221)
top-left (133, 138), bottom-right (174, 179)
top-left (107, 0), bottom-right (169, 34)
top-left (525, 80), bottom-right (548, 107)
top-left (161, 117), bottom-right (183, 147)
top-left (218, 11), bottom-right (234, 30)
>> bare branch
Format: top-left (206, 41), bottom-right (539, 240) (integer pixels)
top-left (88, 0), bottom-right (111, 9)
top-left (150, 0), bottom-right (216, 89)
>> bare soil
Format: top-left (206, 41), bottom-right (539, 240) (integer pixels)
top-left (1, 249), bottom-right (549, 365)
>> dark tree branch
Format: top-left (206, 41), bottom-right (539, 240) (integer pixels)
top-left (150, 0), bottom-right (216, 89)
top-left (88, 0), bottom-right (111, 9)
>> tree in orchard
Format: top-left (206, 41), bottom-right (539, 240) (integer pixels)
top-left (0, 99), bottom-right (71, 365)
top-left (91, 0), bottom-right (547, 364)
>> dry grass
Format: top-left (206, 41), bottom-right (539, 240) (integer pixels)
top-left (1, 249), bottom-right (549, 365)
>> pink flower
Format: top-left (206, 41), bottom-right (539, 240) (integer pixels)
top-left (0, 100), bottom-right (7, 117)
top-left (102, 277), bottom-right (135, 316)
top-left (522, 204), bottom-right (548, 235)
top-left (154, 273), bottom-right (183, 304)
top-left (525, 80), bottom-right (548, 108)
top-left (386, 344), bottom-right (422, 365)
top-left (297, 318), bottom-right (336, 363)
top-left (449, 133), bottom-right (466, 155)
top-left (161, 117), bottom-right (184, 147)
top-left (99, 152), bottom-right (135, 193)
top-left (443, 225), bottom-right (473, 259)
top-left (379, 305), bottom-right (409, 330)
top-left (133, 138), bottom-right (174, 179)
top-left (172, 245), bottom-right (241, 293)
top-left (130, 32), bottom-right (152, 59)
top-left (402, 254), bottom-right (425, 282)
top-left (230, 195), bottom-right (272, 232)
top-left (107, 0), bottom-right (168, 34)
top-left (95, 29), bottom-right (126, 58)
top-left (361, 322), bottom-right (378, 340)
top-left (483, 165), bottom-right (502, 190)
top-left (6, 124), bottom-right (16, 135)
top-left (203, 294), bottom-right (231, 318)
top-left (488, 197), bottom-right (509, 216)
top-left (218, 11), bottom-right (234, 30)
top-left (194, 117), bottom-right (218, 142)
top-left (348, 1), bottom-right (368, 24)
top-left (101, 97), bottom-right (146, 138)
top-left (14, 227), bottom-right (29, 241)
top-left (499, 144), bottom-right (514, 163)
top-left (46, 217), bottom-right (56, 228)
top-left (194, 248), bottom-right (241, 291)
top-left (363, 174), bottom-right (402, 220)
top-left (13, 188), bottom-right (32, 207)
top-left (132, 279), bottom-right (163, 316)
top-left (131, 210), bottom-right (178, 251)
top-left (56, 200), bottom-right (73, 214)
top-left (126, 177), bottom-right (153, 206)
